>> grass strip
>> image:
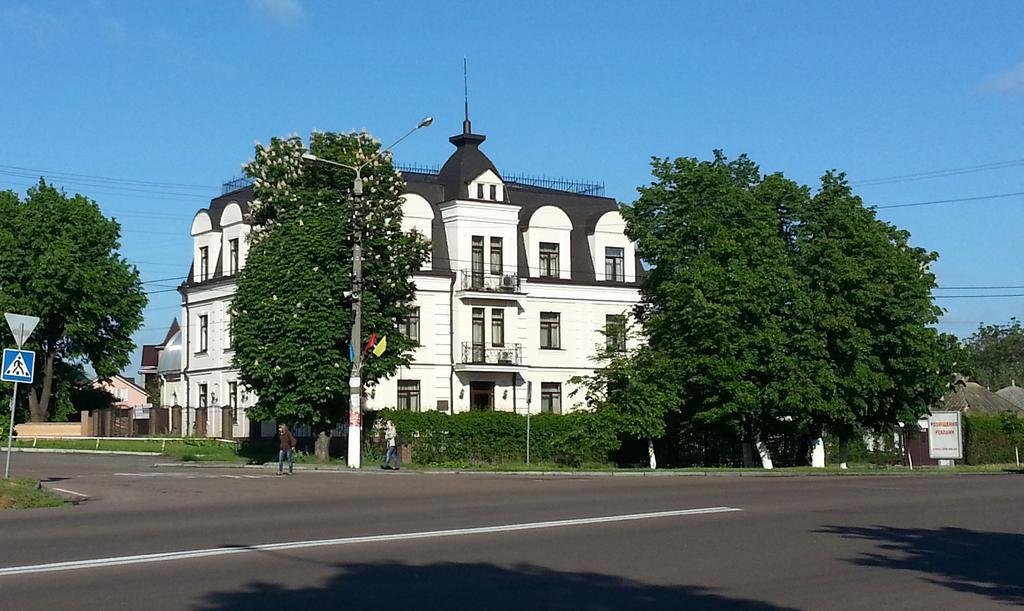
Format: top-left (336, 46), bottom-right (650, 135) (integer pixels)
top-left (0, 478), bottom-right (66, 509)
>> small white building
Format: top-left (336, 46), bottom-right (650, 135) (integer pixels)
top-left (153, 121), bottom-right (641, 437)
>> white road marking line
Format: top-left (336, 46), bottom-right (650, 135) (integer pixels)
top-left (48, 487), bottom-right (89, 498)
top-left (113, 472), bottom-right (273, 480)
top-left (0, 506), bottom-right (741, 576)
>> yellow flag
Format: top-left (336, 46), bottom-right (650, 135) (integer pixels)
top-left (372, 335), bottom-right (387, 357)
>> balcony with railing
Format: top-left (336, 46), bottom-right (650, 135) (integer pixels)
top-left (456, 342), bottom-right (523, 371)
top-left (457, 270), bottom-right (522, 295)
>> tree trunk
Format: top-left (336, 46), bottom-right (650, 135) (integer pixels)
top-left (838, 437), bottom-right (850, 470)
top-left (314, 431), bottom-right (331, 462)
top-left (811, 436), bottom-right (826, 468)
top-left (755, 436), bottom-right (774, 469)
top-left (647, 438), bottom-right (657, 469)
top-left (28, 352), bottom-right (55, 422)
top-left (741, 442), bottom-right (757, 468)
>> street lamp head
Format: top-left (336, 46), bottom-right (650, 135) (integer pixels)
top-left (417, 116), bottom-right (433, 129)
top-left (301, 152), bottom-right (319, 162)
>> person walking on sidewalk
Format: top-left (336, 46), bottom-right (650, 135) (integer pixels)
top-left (381, 420), bottom-right (400, 470)
top-left (278, 424), bottom-right (297, 475)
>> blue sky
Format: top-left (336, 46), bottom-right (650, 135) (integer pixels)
top-left (1, 0), bottom-right (1023, 375)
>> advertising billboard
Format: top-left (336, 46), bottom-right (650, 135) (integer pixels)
top-left (928, 411), bottom-right (963, 460)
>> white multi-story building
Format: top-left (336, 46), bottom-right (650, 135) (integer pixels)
top-left (147, 121), bottom-right (641, 438)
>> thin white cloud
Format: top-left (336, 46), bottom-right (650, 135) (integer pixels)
top-left (251, 0), bottom-right (303, 25)
top-left (980, 62), bottom-right (1024, 96)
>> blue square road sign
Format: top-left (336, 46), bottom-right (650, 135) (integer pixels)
top-left (2, 349), bottom-right (35, 383)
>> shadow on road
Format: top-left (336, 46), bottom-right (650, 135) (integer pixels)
top-left (818, 524), bottom-right (1024, 605)
top-left (194, 561), bottom-right (797, 610)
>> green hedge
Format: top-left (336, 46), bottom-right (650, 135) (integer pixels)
top-left (363, 409), bottom-right (619, 467)
top-left (964, 413), bottom-right (1017, 465)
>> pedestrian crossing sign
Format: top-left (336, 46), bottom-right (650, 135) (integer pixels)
top-left (2, 348), bottom-right (35, 383)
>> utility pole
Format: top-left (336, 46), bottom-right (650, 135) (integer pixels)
top-left (347, 172), bottom-right (364, 469)
top-left (301, 115), bottom-right (432, 470)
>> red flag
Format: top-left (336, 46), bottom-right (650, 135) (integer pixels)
top-left (365, 333), bottom-right (378, 353)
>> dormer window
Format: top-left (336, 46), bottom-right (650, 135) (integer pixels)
top-left (539, 243), bottom-right (559, 278)
top-left (605, 247), bottom-right (625, 282)
top-left (199, 246), bottom-right (209, 282)
top-left (228, 239), bottom-right (239, 275)
top-left (477, 183), bottom-right (484, 199)
top-left (489, 184), bottom-right (497, 201)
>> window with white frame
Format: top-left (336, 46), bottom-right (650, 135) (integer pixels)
top-left (198, 315), bottom-right (208, 353)
top-left (199, 246), bottom-right (209, 281)
top-left (399, 308), bottom-right (420, 344)
top-left (476, 183), bottom-right (485, 199)
top-left (606, 314), bottom-right (627, 352)
top-left (397, 380), bottom-right (420, 411)
top-left (541, 383), bottom-right (562, 414)
top-left (198, 383), bottom-right (208, 409)
top-left (539, 242), bottom-right (559, 278)
top-left (605, 246), bottom-right (625, 282)
top-left (490, 237), bottom-right (503, 275)
top-left (229, 238), bottom-right (239, 275)
top-left (492, 309), bottom-right (505, 347)
top-left (540, 312), bottom-right (560, 349)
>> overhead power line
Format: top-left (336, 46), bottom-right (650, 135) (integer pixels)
top-left (933, 294), bottom-right (1024, 299)
top-left (854, 158), bottom-right (1024, 187)
top-left (0, 164), bottom-right (216, 191)
top-left (874, 191), bottom-right (1024, 210)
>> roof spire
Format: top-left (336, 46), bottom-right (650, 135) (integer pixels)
top-left (463, 56), bottom-right (471, 134)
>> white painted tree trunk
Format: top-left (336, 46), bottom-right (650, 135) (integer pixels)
top-left (811, 437), bottom-right (826, 468)
top-left (755, 437), bottom-right (774, 470)
top-left (647, 438), bottom-right (657, 469)
top-left (838, 437), bottom-right (850, 470)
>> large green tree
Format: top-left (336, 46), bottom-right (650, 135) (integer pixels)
top-left (0, 181), bottom-right (146, 421)
top-left (231, 132), bottom-right (430, 450)
top-left (962, 319), bottom-right (1024, 389)
top-left (623, 154), bottom-right (824, 467)
top-left (622, 153), bottom-right (956, 467)
top-left (790, 172), bottom-right (957, 450)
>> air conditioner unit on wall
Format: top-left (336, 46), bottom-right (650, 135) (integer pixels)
top-left (501, 275), bottom-right (516, 289)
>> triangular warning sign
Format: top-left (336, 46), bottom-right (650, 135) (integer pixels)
top-left (4, 353), bottom-right (30, 378)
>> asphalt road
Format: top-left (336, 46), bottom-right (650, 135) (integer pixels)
top-left (0, 454), bottom-right (1022, 610)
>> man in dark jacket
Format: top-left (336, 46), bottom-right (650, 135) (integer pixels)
top-left (278, 424), bottom-right (297, 475)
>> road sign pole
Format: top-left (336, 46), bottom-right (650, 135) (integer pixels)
top-left (4, 381), bottom-right (17, 478)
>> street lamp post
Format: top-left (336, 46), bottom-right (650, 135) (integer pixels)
top-left (302, 116), bottom-right (431, 469)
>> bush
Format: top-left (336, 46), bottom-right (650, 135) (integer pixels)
top-left (964, 413), bottom-right (1016, 465)
top-left (823, 431), bottom-right (902, 466)
top-left (362, 409), bottom-right (619, 467)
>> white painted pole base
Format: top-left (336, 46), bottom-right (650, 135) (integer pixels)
top-left (755, 438), bottom-right (773, 470)
top-left (647, 439), bottom-right (657, 470)
top-left (346, 423), bottom-right (361, 469)
top-left (347, 376), bottom-right (362, 469)
top-left (811, 437), bottom-right (825, 468)
top-left (839, 462), bottom-right (848, 470)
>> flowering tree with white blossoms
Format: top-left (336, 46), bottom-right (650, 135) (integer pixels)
top-left (231, 132), bottom-right (430, 458)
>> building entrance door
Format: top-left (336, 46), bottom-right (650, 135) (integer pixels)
top-left (469, 382), bottom-right (494, 411)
